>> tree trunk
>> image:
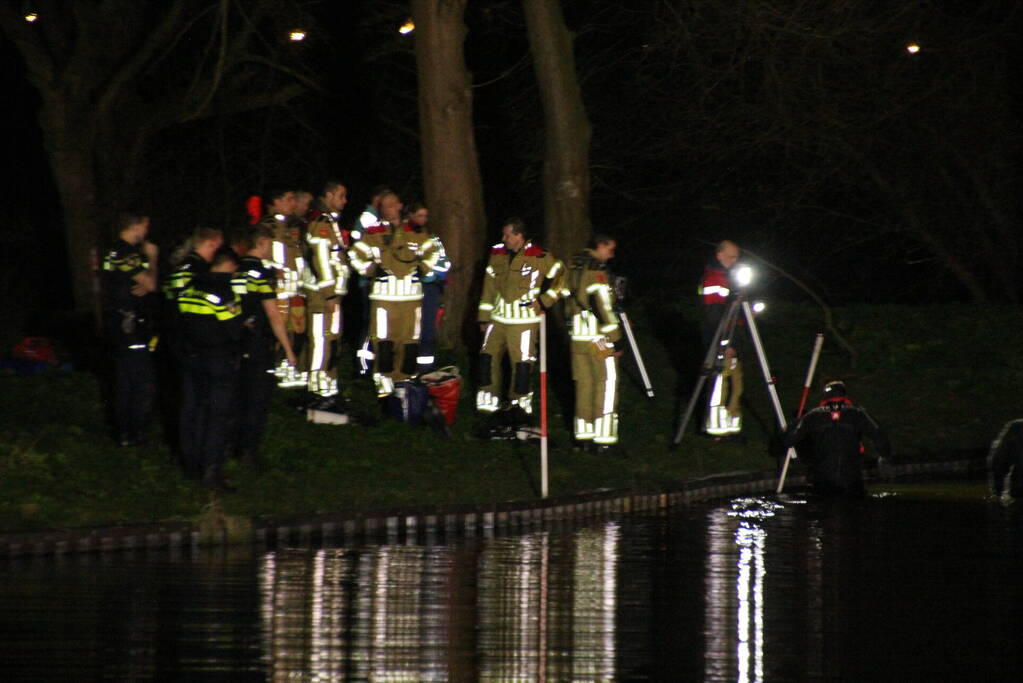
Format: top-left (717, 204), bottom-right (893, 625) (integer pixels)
top-left (522, 0), bottom-right (593, 260)
top-left (38, 102), bottom-right (103, 315)
top-left (411, 0), bottom-right (488, 350)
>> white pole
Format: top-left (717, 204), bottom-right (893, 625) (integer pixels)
top-left (540, 311), bottom-right (549, 499)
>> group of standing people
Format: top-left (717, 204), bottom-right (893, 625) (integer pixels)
top-left (475, 221), bottom-right (624, 452)
top-left (100, 179), bottom-right (629, 490)
top-left (101, 181), bottom-right (451, 489)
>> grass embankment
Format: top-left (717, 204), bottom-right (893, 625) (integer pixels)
top-left (1, 302), bottom-right (1016, 533)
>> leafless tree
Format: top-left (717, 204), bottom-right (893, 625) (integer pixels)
top-left (1, 0), bottom-right (317, 311)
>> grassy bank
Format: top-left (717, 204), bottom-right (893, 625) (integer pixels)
top-left (0, 302), bottom-right (1014, 533)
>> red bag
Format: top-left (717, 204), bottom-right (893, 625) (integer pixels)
top-left (421, 366), bottom-right (461, 426)
top-left (12, 337), bottom-right (57, 364)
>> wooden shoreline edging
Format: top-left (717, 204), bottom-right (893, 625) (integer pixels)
top-left (0, 455), bottom-right (989, 559)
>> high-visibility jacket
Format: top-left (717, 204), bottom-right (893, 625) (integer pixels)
top-left (304, 201), bottom-right (350, 297)
top-left (478, 241), bottom-right (567, 325)
top-left (416, 226), bottom-right (450, 283)
top-left (163, 251), bottom-right (209, 302)
top-left (566, 249), bottom-right (622, 345)
top-left (234, 255), bottom-right (276, 341)
top-left (262, 213), bottom-right (305, 299)
top-left (348, 221), bottom-right (440, 302)
top-left (177, 273), bottom-right (242, 352)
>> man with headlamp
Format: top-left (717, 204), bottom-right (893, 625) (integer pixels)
top-left (698, 240), bottom-right (747, 439)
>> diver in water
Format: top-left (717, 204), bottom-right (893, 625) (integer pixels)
top-left (783, 381), bottom-right (891, 496)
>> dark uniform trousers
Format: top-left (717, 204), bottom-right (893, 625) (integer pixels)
top-left (112, 346), bottom-right (156, 441)
top-left (237, 335), bottom-right (276, 457)
top-left (180, 350), bottom-right (239, 478)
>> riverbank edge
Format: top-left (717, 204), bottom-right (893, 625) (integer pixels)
top-left (0, 455), bottom-right (988, 558)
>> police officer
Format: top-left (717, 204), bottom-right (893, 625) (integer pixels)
top-left (101, 211), bottom-right (159, 446)
top-left (235, 224), bottom-right (297, 466)
top-left (164, 227), bottom-right (223, 303)
top-left (348, 191), bottom-right (441, 397)
top-left (699, 239), bottom-right (744, 438)
top-left (566, 235), bottom-right (622, 452)
top-left (177, 249), bottom-right (243, 490)
top-left (783, 381), bottom-right (891, 496)
top-left (303, 180), bottom-right (352, 422)
top-left (476, 218), bottom-right (567, 435)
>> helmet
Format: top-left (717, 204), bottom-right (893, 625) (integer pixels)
top-left (823, 380), bottom-right (847, 398)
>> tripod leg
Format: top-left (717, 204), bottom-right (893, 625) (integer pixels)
top-left (673, 299), bottom-right (741, 446)
top-left (673, 373), bottom-right (711, 445)
top-left (739, 301), bottom-right (802, 493)
top-left (741, 300), bottom-right (788, 430)
top-left (619, 311), bottom-right (654, 398)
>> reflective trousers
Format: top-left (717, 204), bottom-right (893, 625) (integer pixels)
top-left (477, 320), bottom-right (537, 415)
top-left (305, 293), bottom-right (342, 397)
top-left (369, 298), bottom-right (422, 396)
top-left (571, 341), bottom-right (619, 445)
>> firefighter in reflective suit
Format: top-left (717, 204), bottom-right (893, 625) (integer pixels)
top-left (699, 239), bottom-right (743, 437)
top-left (348, 191), bottom-right (440, 397)
top-left (476, 218), bottom-right (566, 432)
top-left (303, 180), bottom-right (352, 422)
top-left (783, 381), bottom-right (891, 496)
top-left (566, 235), bottom-right (622, 452)
top-left (258, 189), bottom-right (306, 388)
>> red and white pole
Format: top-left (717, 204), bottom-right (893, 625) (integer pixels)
top-left (777, 333), bottom-right (825, 494)
top-left (796, 333), bottom-right (825, 418)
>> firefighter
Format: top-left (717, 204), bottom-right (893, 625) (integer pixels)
top-left (699, 239), bottom-right (744, 439)
top-left (177, 249), bottom-right (244, 490)
top-left (783, 381), bottom-right (891, 496)
top-left (476, 218), bottom-right (567, 436)
top-left (303, 180), bottom-right (353, 423)
top-left (258, 189), bottom-right (307, 388)
top-left (235, 224), bottom-right (297, 466)
top-left (404, 202), bottom-right (450, 373)
top-left (566, 234), bottom-right (622, 452)
top-left (101, 211), bottom-right (159, 447)
top-left (353, 185), bottom-right (392, 377)
top-left (349, 191), bottom-right (441, 397)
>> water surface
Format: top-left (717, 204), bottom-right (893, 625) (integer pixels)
top-left (0, 482), bottom-right (1019, 679)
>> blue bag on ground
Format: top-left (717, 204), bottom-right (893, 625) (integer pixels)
top-left (387, 380), bottom-right (431, 425)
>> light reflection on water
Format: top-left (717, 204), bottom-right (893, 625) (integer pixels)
top-left (1, 486), bottom-right (1021, 679)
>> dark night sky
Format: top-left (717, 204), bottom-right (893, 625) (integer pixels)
top-left (2, 1), bottom-right (1019, 314)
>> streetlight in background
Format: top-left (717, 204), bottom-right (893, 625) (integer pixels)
top-left (289, 29), bottom-right (307, 42)
top-left (906, 43), bottom-right (921, 54)
top-left (399, 18), bottom-right (415, 35)
top-left (24, 12), bottom-right (38, 22)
